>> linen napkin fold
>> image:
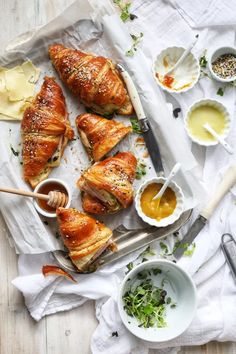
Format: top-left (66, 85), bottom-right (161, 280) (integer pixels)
top-left (10, 0), bottom-right (236, 353)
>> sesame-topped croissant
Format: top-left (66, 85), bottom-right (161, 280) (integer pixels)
top-left (49, 44), bottom-right (133, 116)
top-left (21, 76), bottom-right (74, 188)
top-left (77, 152), bottom-right (137, 214)
top-left (76, 113), bottom-right (132, 162)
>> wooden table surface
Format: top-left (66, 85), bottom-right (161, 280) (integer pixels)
top-left (0, 1), bottom-right (235, 353)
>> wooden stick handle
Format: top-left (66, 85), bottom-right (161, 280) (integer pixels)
top-left (0, 187), bottom-right (49, 201)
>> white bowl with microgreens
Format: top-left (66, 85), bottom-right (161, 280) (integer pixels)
top-left (184, 98), bottom-right (231, 147)
top-left (118, 259), bottom-right (197, 343)
top-left (153, 46), bottom-right (200, 93)
top-left (135, 177), bottom-right (184, 228)
top-left (208, 46), bottom-right (236, 83)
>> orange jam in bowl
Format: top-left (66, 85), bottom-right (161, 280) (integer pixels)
top-left (135, 177), bottom-right (184, 228)
top-left (140, 183), bottom-right (177, 221)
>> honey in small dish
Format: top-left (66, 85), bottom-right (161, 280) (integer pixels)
top-left (140, 183), bottom-right (177, 221)
top-left (187, 105), bottom-right (226, 142)
top-left (37, 181), bottom-right (68, 213)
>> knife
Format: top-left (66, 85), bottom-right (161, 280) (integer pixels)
top-left (116, 64), bottom-right (164, 176)
top-left (173, 165), bottom-right (236, 260)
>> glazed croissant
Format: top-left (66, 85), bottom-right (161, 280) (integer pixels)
top-left (21, 77), bottom-right (74, 188)
top-left (76, 113), bottom-right (132, 161)
top-left (77, 152), bottom-right (137, 214)
top-left (56, 207), bottom-right (113, 272)
top-left (49, 44), bottom-right (133, 116)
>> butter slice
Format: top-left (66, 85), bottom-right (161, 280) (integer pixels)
top-left (0, 61), bottom-right (40, 120)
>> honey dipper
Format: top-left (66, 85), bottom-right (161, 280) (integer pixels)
top-left (0, 187), bottom-right (68, 208)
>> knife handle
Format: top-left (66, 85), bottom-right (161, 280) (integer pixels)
top-left (201, 165), bottom-right (236, 220)
top-left (116, 64), bottom-right (146, 120)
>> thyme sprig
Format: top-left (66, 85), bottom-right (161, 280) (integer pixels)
top-left (126, 32), bottom-right (144, 57)
top-left (113, 0), bottom-right (137, 22)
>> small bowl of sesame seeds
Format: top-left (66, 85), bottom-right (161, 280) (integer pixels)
top-left (209, 46), bottom-right (236, 83)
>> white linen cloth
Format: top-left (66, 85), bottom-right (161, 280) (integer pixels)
top-left (9, 0), bottom-right (236, 353)
top-left (0, 0), bottom-right (202, 254)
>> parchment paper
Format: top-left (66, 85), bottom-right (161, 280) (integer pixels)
top-left (0, 0), bottom-right (203, 254)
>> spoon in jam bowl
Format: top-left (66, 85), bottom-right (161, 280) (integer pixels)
top-left (0, 186), bottom-right (68, 208)
top-left (152, 163), bottom-right (181, 206)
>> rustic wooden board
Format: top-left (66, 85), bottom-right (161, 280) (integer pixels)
top-left (0, 1), bottom-right (235, 353)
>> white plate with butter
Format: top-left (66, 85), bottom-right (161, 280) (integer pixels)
top-left (184, 99), bottom-right (231, 146)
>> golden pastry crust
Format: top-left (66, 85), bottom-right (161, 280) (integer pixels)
top-left (56, 207), bottom-right (113, 271)
top-left (21, 76), bottom-right (74, 188)
top-left (76, 113), bottom-right (132, 161)
top-left (49, 44), bottom-right (133, 116)
top-left (77, 152), bottom-right (137, 214)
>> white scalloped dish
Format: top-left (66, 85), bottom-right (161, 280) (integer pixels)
top-left (135, 177), bottom-right (184, 228)
top-left (153, 46), bottom-right (200, 93)
top-left (184, 99), bottom-right (231, 146)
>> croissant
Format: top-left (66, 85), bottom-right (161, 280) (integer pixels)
top-left (56, 207), bottom-right (113, 271)
top-left (49, 44), bottom-right (133, 116)
top-left (77, 152), bottom-right (137, 214)
top-left (21, 77), bottom-right (74, 188)
top-left (76, 113), bottom-right (132, 161)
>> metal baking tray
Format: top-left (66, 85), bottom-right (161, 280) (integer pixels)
top-left (53, 209), bottom-right (192, 273)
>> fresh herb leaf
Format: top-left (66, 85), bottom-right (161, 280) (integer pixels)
top-left (126, 32), bottom-right (144, 57)
top-left (160, 241), bottom-right (169, 255)
top-left (120, 3), bottom-right (131, 22)
top-left (10, 145), bottom-right (19, 157)
top-left (126, 49), bottom-right (134, 57)
top-left (199, 54), bottom-right (208, 68)
top-left (183, 242), bottom-right (196, 256)
top-left (140, 246), bottom-right (156, 258)
top-left (166, 297), bottom-right (171, 304)
top-left (137, 271), bottom-right (148, 279)
top-left (135, 160), bottom-right (146, 180)
top-left (152, 268), bottom-right (162, 275)
top-left (113, 0), bottom-right (137, 22)
top-left (217, 87), bottom-right (224, 96)
top-left (122, 278), bottom-right (175, 328)
top-left (126, 262), bottom-right (134, 273)
top-left (130, 117), bottom-right (141, 134)
top-left (170, 303), bottom-right (177, 308)
top-left (111, 331), bottom-right (119, 337)
top-left (172, 241), bottom-right (195, 257)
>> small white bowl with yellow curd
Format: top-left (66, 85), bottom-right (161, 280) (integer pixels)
top-left (135, 177), bottom-right (184, 228)
top-left (184, 99), bottom-right (231, 146)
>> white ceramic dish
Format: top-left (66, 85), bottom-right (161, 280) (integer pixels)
top-left (184, 98), bottom-right (231, 147)
top-left (33, 178), bottom-right (71, 218)
top-left (118, 259), bottom-right (197, 343)
top-left (135, 177), bottom-right (184, 228)
top-left (153, 46), bottom-right (200, 93)
top-left (208, 46), bottom-right (236, 83)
